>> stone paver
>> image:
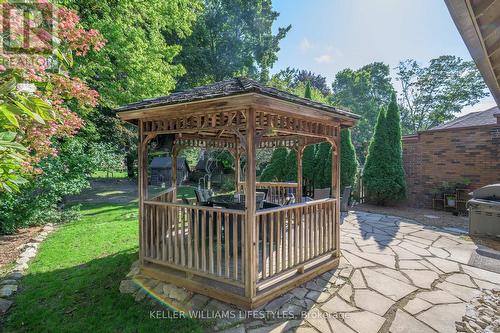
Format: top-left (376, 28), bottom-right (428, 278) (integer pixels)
top-left (416, 290), bottom-right (462, 304)
top-left (362, 268), bottom-right (416, 301)
top-left (417, 303), bottom-right (466, 333)
top-left (354, 289), bottom-right (394, 316)
top-left (390, 309), bottom-right (434, 333)
top-left (402, 269), bottom-right (439, 289)
top-left (350, 269), bottom-right (366, 288)
top-left (403, 298), bottom-right (432, 315)
top-left (118, 210), bottom-right (500, 333)
top-left (321, 296), bottom-right (357, 313)
top-left (344, 311), bottom-right (385, 333)
top-left (445, 273), bottom-right (475, 288)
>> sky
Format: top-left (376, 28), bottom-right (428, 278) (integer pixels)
top-left (271, 0), bottom-right (496, 115)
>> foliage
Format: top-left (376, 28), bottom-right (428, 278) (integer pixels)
top-left (331, 62), bottom-right (395, 163)
top-left (259, 148), bottom-right (288, 181)
top-left (90, 142), bottom-right (126, 174)
top-left (313, 143), bottom-right (331, 188)
top-left (269, 71), bottom-right (328, 103)
top-left (175, 0), bottom-right (290, 87)
top-left (0, 138), bottom-right (96, 234)
top-left (396, 56), bottom-right (488, 134)
top-left (363, 95), bottom-right (406, 205)
top-left (62, 0), bottom-right (200, 108)
top-left (180, 147), bottom-right (202, 169)
top-left (2, 202), bottom-right (203, 332)
top-left (385, 93), bottom-right (406, 200)
top-left (0, 3), bottom-right (104, 191)
top-left (285, 150), bottom-right (297, 181)
top-left (61, 0), bottom-right (202, 177)
top-left (340, 129), bottom-right (358, 191)
top-left (302, 145), bottom-right (316, 184)
top-left (363, 107), bottom-right (389, 205)
top-left (269, 67), bottom-right (330, 95)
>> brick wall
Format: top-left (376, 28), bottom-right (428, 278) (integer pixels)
top-left (402, 125), bottom-right (500, 207)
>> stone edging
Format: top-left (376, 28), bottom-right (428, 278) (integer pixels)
top-left (455, 288), bottom-right (499, 332)
top-left (0, 223), bottom-right (57, 316)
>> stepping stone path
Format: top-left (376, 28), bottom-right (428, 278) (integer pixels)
top-left (120, 211), bottom-right (500, 332)
top-left (0, 223), bottom-right (56, 316)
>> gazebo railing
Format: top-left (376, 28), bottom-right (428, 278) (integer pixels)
top-left (142, 200), bottom-right (246, 286)
top-left (256, 182), bottom-right (298, 205)
top-left (255, 198), bottom-right (337, 287)
top-left (141, 197), bottom-right (337, 291)
top-left (151, 187), bottom-right (176, 203)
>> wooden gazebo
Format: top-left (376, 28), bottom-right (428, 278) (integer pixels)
top-left (117, 77), bottom-right (359, 309)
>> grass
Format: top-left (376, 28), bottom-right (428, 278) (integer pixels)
top-left (2, 203), bottom-right (203, 333)
top-left (177, 186), bottom-right (196, 199)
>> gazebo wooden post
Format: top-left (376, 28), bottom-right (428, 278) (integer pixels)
top-left (234, 139), bottom-right (240, 192)
top-left (171, 144), bottom-right (178, 197)
top-left (296, 145), bottom-right (305, 203)
top-left (245, 107), bottom-right (257, 298)
top-left (332, 133), bottom-right (341, 257)
top-left (138, 119), bottom-right (147, 265)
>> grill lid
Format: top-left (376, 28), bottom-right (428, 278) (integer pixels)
top-left (470, 184), bottom-right (500, 200)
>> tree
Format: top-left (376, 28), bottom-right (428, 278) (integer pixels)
top-left (269, 68), bottom-right (330, 96)
top-left (175, 0), bottom-right (290, 87)
top-left (63, 0), bottom-right (201, 108)
top-left (0, 3), bottom-right (104, 192)
top-left (302, 145), bottom-right (316, 185)
top-left (331, 62), bottom-right (395, 163)
top-left (396, 56), bottom-right (488, 134)
top-left (385, 93), bottom-right (406, 200)
top-left (285, 150), bottom-right (297, 181)
top-left (260, 148), bottom-right (288, 181)
top-left (363, 95), bottom-right (406, 205)
top-left (304, 81), bottom-right (312, 99)
top-left (313, 143), bottom-right (331, 188)
top-left (61, 0), bottom-right (202, 176)
top-left (363, 108), bottom-right (389, 205)
top-left (295, 70), bottom-right (330, 96)
top-left (340, 129), bottom-right (358, 191)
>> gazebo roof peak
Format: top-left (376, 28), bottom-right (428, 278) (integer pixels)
top-left (116, 77), bottom-right (360, 121)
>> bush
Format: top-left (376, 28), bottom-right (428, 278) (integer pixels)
top-left (340, 128), bottom-right (358, 191)
top-left (0, 138), bottom-right (95, 234)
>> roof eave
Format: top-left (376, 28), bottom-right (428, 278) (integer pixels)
top-left (444, 0), bottom-right (500, 106)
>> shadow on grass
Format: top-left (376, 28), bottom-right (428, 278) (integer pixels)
top-left (2, 251), bottom-right (203, 333)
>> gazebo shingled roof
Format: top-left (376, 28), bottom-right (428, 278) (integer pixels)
top-left (117, 77), bottom-right (360, 122)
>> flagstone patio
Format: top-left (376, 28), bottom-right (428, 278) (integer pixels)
top-left (121, 211), bottom-right (500, 333)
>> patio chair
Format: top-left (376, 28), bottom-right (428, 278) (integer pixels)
top-left (340, 186), bottom-right (352, 212)
top-left (256, 188), bottom-right (269, 201)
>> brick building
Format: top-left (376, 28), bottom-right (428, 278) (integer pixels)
top-left (402, 106), bottom-right (500, 208)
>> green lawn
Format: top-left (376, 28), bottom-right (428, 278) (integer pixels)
top-left (177, 185), bottom-right (196, 199)
top-left (2, 203), bottom-right (202, 332)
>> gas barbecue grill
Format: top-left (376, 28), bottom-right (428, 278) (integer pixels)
top-left (468, 184), bottom-right (500, 237)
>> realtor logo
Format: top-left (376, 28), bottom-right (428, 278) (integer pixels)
top-left (2, 1), bottom-right (54, 54)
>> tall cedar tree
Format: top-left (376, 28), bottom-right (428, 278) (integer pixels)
top-left (260, 148), bottom-right (288, 181)
top-left (363, 96), bottom-right (406, 205)
top-left (314, 143), bottom-right (331, 188)
top-left (302, 81), bottom-right (317, 184)
top-left (285, 150), bottom-right (297, 181)
top-left (363, 107), bottom-right (390, 205)
top-left (385, 93), bottom-right (406, 200)
top-left (340, 129), bottom-right (358, 190)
